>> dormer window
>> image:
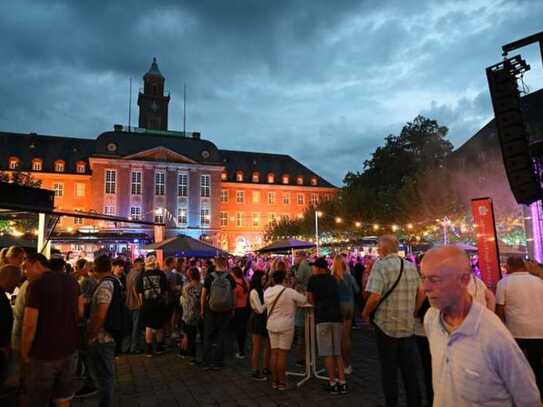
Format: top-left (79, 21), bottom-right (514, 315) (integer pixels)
top-left (310, 176), bottom-right (318, 186)
top-left (221, 171), bottom-right (228, 181)
top-left (282, 174), bottom-right (289, 184)
top-left (236, 171), bottom-right (244, 182)
top-left (32, 159), bottom-right (43, 171)
top-left (296, 175), bottom-right (304, 185)
top-left (252, 172), bottom-right (260, 183)
top-left (267, 173), bottom-right (275, 183)
top-left (54, 160), bottom-right (65, 172)
top-left (8, 157), bottom-right (20, 170)
top-left (76, 161), bottom-right (86, 174)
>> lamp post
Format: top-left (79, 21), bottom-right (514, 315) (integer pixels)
top-left (315, 210), bottom-right (322, 256)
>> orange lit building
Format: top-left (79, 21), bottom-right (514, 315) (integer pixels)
top-left (0, 59), bottom-right (337, 254)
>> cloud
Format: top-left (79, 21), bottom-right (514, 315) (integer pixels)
top-left (1, 0), bottom-right (542, 186)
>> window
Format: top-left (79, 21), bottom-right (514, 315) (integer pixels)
top-left (200, 204), bottom-right (210, 227)
top-left (252, 172), bottom-right (260, 183)
top-left (296, 175), bottom-right (304, 185)
top-left (178, 173), bottom-right (188, 197)
top-left (252, 213), bottom-right (260, 227)
top-left (252, 191), bottom-right (260, 203)
top-left (154, 209), bottom-right (164, 224)
top-left (8, 157), bottom-right (19, 170)
top-left (310, 176), bottom-right (318, 186)
top-left (268, 191), bottom-right (276, 204)
top-left (282, 175), bottom-right (289, 184)
top-left (282, 193), bottom-right (290, 205)
top-left (310, 193), bottom-right (318, 205)
top-left (220, 189), bottom-right (228, 203)
top-left (220, 212), bottom-right (228, 227)
top-left (130, 207), bottom-right (142, 220)
top-left (76, 161), bottom-right (86, 174)
top-left (105, 169), bottom-right (116, 194)
top-left (104, 205), bottom-right (115, 216)
top-left (267, 173), bottom-right (275, 183)
top-left (53, 182), bottom-right (63, 197)
top-left (221, 172), bottom-right (228, 181)
top-left (297, 193), bottom-right (305, 205)
top-left (75, 183), bottom-right (85, 198)
top-left (177, 208), bottom-right (188, 226)
top-left (32, 159), bottom-right (42, 171)
top-left (200, 174), bottom-right (210, 197)
top-left (131, 171), bottom-right (142, 195)
top-left (236, 212), bottom-right (243, 227)
top-left (54, 160), bottom-right (65, 172)
top-left (155, 171), bottom-right (165, 196)
top-left (236, 191), bottom-right (244, 203)
top-left (236, 171), bottom-right (244, 182)
top-left (73, 211), bottom-right (83, 225)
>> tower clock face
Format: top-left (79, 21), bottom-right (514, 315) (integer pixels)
top-left (150, 101), bottom-right (159, 112)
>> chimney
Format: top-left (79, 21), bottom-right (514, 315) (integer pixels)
top-left (192, 132), bottom-right (201, 140)
top-left (113, 124), bottom-right (123, 132)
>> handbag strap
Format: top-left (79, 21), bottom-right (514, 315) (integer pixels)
top-left (268, 287), bottom-right (287, 318)
top-left (144, 272), bottom-right (161, 297)
top-left (371, 258), bottom-right (404, 322)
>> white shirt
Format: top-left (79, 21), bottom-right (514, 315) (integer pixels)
top-left (424, 302), bottom-right (540, 407)
top-left (264, 284), bottom-right (306, 333)
top-left (467, 275), bottom-right (487, 306)
top-left (249, 289), bottom-right (266, 314)
top-left (496, 272), bottom-right (543, 338)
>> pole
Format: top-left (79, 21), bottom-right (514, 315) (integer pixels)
top-left (183, 83), bottom-right (186, 135)
top-left (128, 77), bottom-right (132, 132)
top-left (315, 210), bottom-right (319, 256)
top-left (443, 217), bottom-right (449, 245)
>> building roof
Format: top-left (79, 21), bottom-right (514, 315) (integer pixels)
top-left (219, 149), bottom-right (336, 188)
top-left (144, 57), bottom-right (164, 79)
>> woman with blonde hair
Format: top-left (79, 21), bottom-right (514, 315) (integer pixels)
top-left (331, 255), bottom-right (359, 374)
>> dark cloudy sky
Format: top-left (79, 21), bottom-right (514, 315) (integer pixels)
top-left (1, 0), bottom-right (542, 186)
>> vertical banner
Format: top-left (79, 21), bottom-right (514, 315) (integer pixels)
top-left (471, 198), bottom-right (501, 291)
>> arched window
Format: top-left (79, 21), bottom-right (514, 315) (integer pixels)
top-left (54, 160), bottom-right (65, 172)
top-left (310, 176), bottom-right (317, 186)
top-left (267, 173), bottom-right (275, 183)
top-left (221, 171), bottom-right (228, 181)
top-left (296, 175), bottom-right (304, 185)
top-left (32, 158), bottom-right (43, 171)
top-left (76, 161), bottom-right (86, 174)
top-left (282, 174), bottom-right (289, 184)
top-left (236, 171), bottom-right (244, 182)
top-left (252, 172), bottom-right (260, 183)
top-left (8, 156), bottom-right (20, 170)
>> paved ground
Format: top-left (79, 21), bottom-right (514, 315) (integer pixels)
top-left (74, 324), bottom-right (420, 407)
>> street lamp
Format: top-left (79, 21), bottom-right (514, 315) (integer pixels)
top-left (315, 210), bottom-right (323, 255)
top-left (355, 221), bottom-right (361, 228)
top-left (335, 217), bottom-right (342, 224)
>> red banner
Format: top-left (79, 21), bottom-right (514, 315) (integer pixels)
top-left (471, 198), bottom-right (501, 291)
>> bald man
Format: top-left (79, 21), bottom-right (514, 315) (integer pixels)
top-left (421, 246), bottom-right (540, 407)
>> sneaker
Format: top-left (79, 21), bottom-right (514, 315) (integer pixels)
top-left (251, 371), bottom-right (267, 381)
top-left (262, 368), bottom-right (271, 376)
top-left (155, 344), bottom-right (166, 355)
top-left (235, 352), bottom-right (246, 359)
top-left (176, 353), bottom-right (186, 359)
top-left (74, 385), bottom-right (98, 399)
top-left (277, 382), bottom-right (288, 391)
top-left (272, 382), bottom-right (278, 390)
top-left (328, 382), bottom-right (340, 395)
top-left (338, 382), bottom-right (349, 395)
top-left (145, 349), bottom-right (153, 358)
top-left (344, 365), bottom-right (353, 375)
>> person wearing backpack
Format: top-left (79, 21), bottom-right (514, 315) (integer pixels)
top-left (200, 257), bottom-right (235, 370)
top-left (87, 255), bottom-right (118, 407)
top-left (179, 267), bottom-right (202, 364)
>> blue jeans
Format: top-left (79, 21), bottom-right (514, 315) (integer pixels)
top-left (128, 308), bottom-right (142, 352)
top-left (88, 342), bottom-right (115, 407)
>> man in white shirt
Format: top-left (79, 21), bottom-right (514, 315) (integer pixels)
top-left (496, 256), bottom-right (543, 395)
top-left (421, 246), bottom-right (540, 407)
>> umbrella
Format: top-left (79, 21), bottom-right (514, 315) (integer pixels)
top-left (256, 238), bottom-right (315, 253)
top-left (144, 234), bottom-right (230, 258)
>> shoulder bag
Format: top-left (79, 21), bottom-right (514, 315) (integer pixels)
top-left (370, 258), bottom-right (404, 325)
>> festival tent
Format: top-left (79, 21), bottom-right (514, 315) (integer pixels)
top-left (144, 234), bottom-right (230, 258)
top-left (256, 238), bottom-right (315, 253)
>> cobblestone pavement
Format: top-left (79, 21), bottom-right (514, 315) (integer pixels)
top-left (74, 324), bottom-right (419, 407)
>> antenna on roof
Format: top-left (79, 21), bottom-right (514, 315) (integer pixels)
top-left (183, 83), bottom-right (187, 136)
top-left (128, 77), bottom-right (132, 133)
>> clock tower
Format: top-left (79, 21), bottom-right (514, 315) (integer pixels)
top-left (137, 58), bottom-right (170, 131)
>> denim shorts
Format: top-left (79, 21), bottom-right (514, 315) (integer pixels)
top-left (316, 322), bottom-right (342, 357)
top-left (26, 352), bottom-right (77, 405)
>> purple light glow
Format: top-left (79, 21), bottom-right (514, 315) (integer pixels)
top-left (530, 201), bottom-right (543, 263)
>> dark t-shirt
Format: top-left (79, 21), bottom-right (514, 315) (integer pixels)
top-left (136, 269), bottom-right (168, 302)
top-left (203, 271), bottom-right (236, 313)
top-left (0, 287), bottom-right (13, 348)
top-left (26, 270), bottom-right (80, 360)
top-left (307, 273), bottom-right (342, 324)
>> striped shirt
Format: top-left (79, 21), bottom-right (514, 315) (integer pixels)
top-left (365, 254), bottom-right (420, 337)
top-left (425, 302), bottom-right (540, 407)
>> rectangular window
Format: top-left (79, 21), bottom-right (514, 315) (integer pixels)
top-left (236, 212), bottom-right (243, 227)
top-left (177, 208), bottom-right (188, 226)
top-left (53, 182), bottom-right (63, 197)
top-left (154, 214), bottom-right (164, 224)
top-left (200, 207), bottom-right (210, 227)
top-left (297, 193), bottom-right (305, 205)
top-left (200, 174), bottom-right (210, 197)
top-left (131, 171), bottom-right (142, 195)
top-left (252, 213), bottom-right (260, 227)
top-left (73, 215), bottom-right (83, 225)
top-left (130, 207), bottom-right (142, 220)
top-left (220, 189), bottom-right (228, 203)
top-left (236, 191), bottom-right (244, 203)
top-left (282, 193), bottom-right (290, 205)
top-left (310, 193), bottom-right (318, 205)
top-left (220, 212), bottom-right (228, 226)
top-left (155, 171), bottom-right (165, 196)
top-left (32, 161), bottom-right (42, 171)
top-left (268, 191), bottom-right (276, 204)
top-left (105, 169), bottom-right (116, 194)
top-left (75, 183), bottom-right (85, 198)
top-left (104, 205), bottom-right (115, 216)
top-left (178, 173), bottom-right (188, 197)
top-left (252, 191), bottom-right (260, 203)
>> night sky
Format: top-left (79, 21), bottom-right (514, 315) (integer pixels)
top-left (1, 0), bottom-right (542, 186)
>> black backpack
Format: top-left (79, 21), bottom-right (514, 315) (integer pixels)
top-left (102, 276), bottom-right (132, 342)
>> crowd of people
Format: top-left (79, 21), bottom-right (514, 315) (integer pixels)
top-left (0, 236), bottom-right (542, 407)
